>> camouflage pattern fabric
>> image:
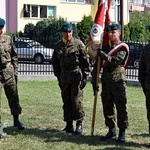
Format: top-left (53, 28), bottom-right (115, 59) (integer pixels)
top-left (91, 41), bottom-right (129, 129)
top-left (138, 43), bottom-right (150, 128)
top-left (0, 35), bottom-right (22, 121)
top-left (52, 37), bottom-right (89, 122)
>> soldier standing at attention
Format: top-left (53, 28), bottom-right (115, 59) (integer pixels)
top-left (52, 22), bottom-right (89, 134)
top-left (91, 22), bottom-right (129, 142)
top-left (0, 18), bottom-right (24, 138)
top-left (138, 42), bottom-right (150, 134)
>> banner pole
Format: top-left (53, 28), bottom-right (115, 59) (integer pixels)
top-left (91, 56), bottom-right (101, 135)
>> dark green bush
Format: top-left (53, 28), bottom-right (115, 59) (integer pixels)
top-left (24, 23), bottom-right (35, 38)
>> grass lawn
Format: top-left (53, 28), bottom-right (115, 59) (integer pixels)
top-left (0, 80), bottom-right (149, 150)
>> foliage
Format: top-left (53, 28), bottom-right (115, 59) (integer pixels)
top-left (72, 23), bottom-right (78, 38)
top-left (22, 17), bottom-right (78, 48)
top-left (41, 17), bottom-right (66, 48)
top-left (123, 25), bottom-right (130, 41)
top-left (24, 23), bottom-right (35, 38)
top-left (124, 11), bottom-right (150, 42)
top-left (77, 15), bottom-right (94, 44)
top-left (16, 15), bottom-right (93, 47)
top-left (5, 31), bottom-right (24, 37)
top-left (33, 21), bottom-right (47, 39)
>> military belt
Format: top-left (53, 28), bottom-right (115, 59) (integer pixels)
top-left (62, 66), bottom-right (80, 71)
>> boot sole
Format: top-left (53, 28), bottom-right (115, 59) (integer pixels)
top-left (101, 135), bottom-right (116, 141)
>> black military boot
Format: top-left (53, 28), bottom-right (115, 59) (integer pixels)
top-left (75, 121), bottom-right (82, 135)
top-left (13, 115), bottom-right (25, 130)
top-left (101, 126), bottom-right (116, 140)
top-left (61, 121), bottom-right (73, 133)
top-left (0, 134), bottom-right (2, 139)
top-left (146, 144), bottom-right (150, 148)
top-left (117, 128), bottom-right (126, 143)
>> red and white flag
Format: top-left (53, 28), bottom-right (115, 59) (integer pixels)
top-left (86, 0), bottom-right (111, 60)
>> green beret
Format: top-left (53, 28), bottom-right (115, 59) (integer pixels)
top-left (60, 22), bottom-right (72, 32)
top-left (106, 22), bottom-right (121, 32)
top-left (0, 18), bottom-right (5, 27)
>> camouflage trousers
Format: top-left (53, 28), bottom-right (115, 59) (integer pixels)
top-left (60, 71), bottom-right (85, 122)
top-left (144, 89), bottom-right (150, 126)
top-left (0, 75), bottom-right (22, 123)
top-left (101, 76), bottom-right (129, 129)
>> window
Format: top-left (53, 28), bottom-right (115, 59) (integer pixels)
top-left (68, 0), bottom-right (76, 2)
top-left (47, 6), bottom-right (55, 18)
top-left (31, 5), bottom-right (38, 17)
top-left (85, 0), bottom-right (91, 3)
top-left (60, 0), bottom-right (92, 4)
top-left (23, 4), bottom-right (56, 18)
top-left (23, 4), bottom-right (30, 17)
top-left (40, 6), bottom-right (47, 18)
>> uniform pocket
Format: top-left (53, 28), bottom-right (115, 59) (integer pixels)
top-left (2, 64), bottom-right (14, 81)
top-left (112, 71), bottom-right (126, 82)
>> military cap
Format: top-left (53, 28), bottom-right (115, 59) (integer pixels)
top-left (0, 18), bottom-right (5, 27)
top-left (106, 22), bottom-right (121, 32)
top-left (60, 22), bottom-right (72, 32)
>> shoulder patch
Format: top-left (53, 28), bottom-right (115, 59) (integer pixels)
top-left (118, 51), bottom-right (125, 56)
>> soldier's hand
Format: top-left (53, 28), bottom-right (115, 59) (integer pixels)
top-left (97, 49), bottom-right (105, 57)
top-left (91, 82), bottom-right (99, 96)
top-left (80, 78), bottom-right (87, 90)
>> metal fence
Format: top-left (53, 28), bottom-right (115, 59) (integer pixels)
top-left (15, 37), bottom-right (148, 80)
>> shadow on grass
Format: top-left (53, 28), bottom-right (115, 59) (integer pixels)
top-left (131, 133), bottom-right (150, 138)
top-left (4, 126), bottom-right (149, 149)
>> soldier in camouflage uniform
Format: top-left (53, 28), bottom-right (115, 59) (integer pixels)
top-left (91, 23), bottom-right (129, 142)
top-left (52, 22), bottom-right (89, 134)
top-left (0, 18), bottom-right (24, 138)
top-left (138, 43), bottom-right (150, 134)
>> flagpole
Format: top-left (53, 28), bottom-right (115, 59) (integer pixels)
top-left (87, 0), bottom-right (111, 135)
top-left (91, 56), bottom-right (101, 135)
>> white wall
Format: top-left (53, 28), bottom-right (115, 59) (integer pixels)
top-left (0, 0), bottom-right (6, 31)
top-left (17, 0), bottom-right (97, 32)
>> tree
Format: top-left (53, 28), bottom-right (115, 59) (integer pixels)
top-left (22, 15), bottom-right (93, 47)
top-left (123, 25), bottom-right (130, 41)
top-left (77, 15), bottom-right (93, 44)
top-left (33, 21), bottom-right (47, 39)
top-left (124, 11), bottom-right (150, 42)
top-left (24, 23), bottom-right (35, 39)
top-left (43, 17), bottom-right (67, 48)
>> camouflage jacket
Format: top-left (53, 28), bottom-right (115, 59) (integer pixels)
top-left (138, 43), bottom-right (150, 89)
top-left (0, 35), bottom-right (18, 80)
top-left (91, 41), bottom-right (128, 83)
top-left (52, 37), bottom-right (89, 80)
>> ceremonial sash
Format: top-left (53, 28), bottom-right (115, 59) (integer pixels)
top-left (102, 43), bottom-right (129, 70)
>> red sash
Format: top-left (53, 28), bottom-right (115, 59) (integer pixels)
top-left (102, 43), bottom-right (129, 70)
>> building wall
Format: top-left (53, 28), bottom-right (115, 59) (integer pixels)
top-left (1, 0), bottom-right (130, 33)
top-left (7, 0), bottom-right (17, 32)
top-left (124, 0), bottom-right (130, 25)
top-left (16, 0), bottom-right (98, 32)
top-left (0, 0), bottom-right (6, 31)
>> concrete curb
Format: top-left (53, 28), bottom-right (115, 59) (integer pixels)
top-left (126, 79), bottom-right (141, 86)
top-left (18, 75), bottom-right (141, 86)
top-left (18, 75), bottom-right (57, 81)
